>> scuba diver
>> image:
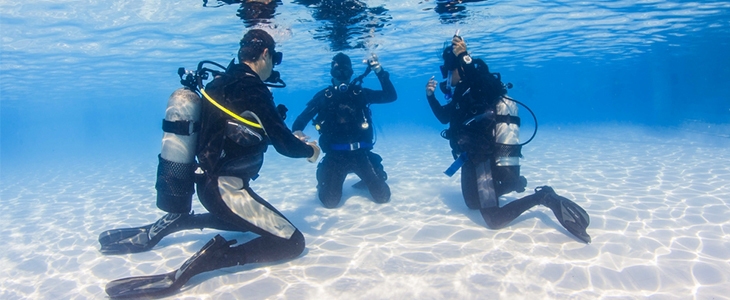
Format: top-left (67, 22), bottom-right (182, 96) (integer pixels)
top-left (291, 52), bottom-right (397, 208)
top-left (98, 29), bottom-right (321, 298)
top-left (425, 33), bottom-right (591, 243)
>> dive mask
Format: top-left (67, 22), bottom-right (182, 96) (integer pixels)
top-left (331, 53), bottom-right (354, 82)
top-left (331, 64), bottom-right (353, 82)
top-left (271, 50), bottom-right (283, 65)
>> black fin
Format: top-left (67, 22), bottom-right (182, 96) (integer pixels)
top-left (99, 213), bottom-right (189, 255)
top-left (105, 271), bottom-right (178, 299)
top-left (536, 186), bottom-right (591, 243)
top-left (99, 225), bottom-right (154, 255)
top-left (105, 234), bottom-right (237, 299)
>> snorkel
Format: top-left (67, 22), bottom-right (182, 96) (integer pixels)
top-left (439, 29), bottom-right (462, 101)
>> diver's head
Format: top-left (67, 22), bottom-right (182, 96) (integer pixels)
top-left (239, 29), bottom-right (283, 81)
top-left (441, 46), bottom-right (457, 75)
top-left (331, 52), bottom-right (354, 84)
top-left (440, 39), bottom-right (463, 87)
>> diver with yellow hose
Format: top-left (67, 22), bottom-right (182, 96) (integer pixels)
top-left (98, 29), bottom-right (320, 298)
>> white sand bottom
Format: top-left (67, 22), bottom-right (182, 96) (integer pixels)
top-left (1, 124), bottom-right (729, 299)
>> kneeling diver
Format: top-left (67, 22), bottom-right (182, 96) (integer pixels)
top-left (291, 52), bottom-right (397, 208)
top-left (426, 33), bottom-right (590, 243)
top-left (98, 29), bottom-right (321, 298)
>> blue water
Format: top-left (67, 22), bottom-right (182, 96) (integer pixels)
top-left (2, 0), bottom-right (729, 169)
top-left (2, 1), bottom-right (730, 299)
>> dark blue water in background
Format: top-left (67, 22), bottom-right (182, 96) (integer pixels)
top-left (1, 0), bottom-right (729, 172)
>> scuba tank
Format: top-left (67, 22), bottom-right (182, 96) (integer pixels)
top-left (494, 96), bottom-right (520, 167)
top-left (155, 86), bottom-right (201, 214)
top-left (492, 93), bottom-right (534, 196)
top-left (154, 59), bottom-right (288, 214)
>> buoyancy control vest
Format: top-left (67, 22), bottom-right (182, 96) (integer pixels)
top-left (312, 85), bottom-right (374, 150)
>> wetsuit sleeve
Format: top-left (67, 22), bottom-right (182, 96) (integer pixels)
top-left (364, 70), bottom-right (397, 104)
top-left (291, 92), bottom-right (323, 132)
top-left (244, 86), bottom-right (314, 158)
top-left (427, 94), bottom-right (451, 124)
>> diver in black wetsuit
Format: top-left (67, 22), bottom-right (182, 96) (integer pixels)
top-left (292, 53), bottom-right (397, 208)
top-left (426, 34), bottom-right (591, 243)
top-left (99, 29), bottom-right (321, 298)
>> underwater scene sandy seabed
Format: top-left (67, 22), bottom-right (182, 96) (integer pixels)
top-left (0, 124), bottom-right (729, 299)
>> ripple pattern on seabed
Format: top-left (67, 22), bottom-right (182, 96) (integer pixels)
top-left (0, 126), bottom-right (729, 299)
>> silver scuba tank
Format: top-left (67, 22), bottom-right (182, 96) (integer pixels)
top-left (492, 95), bottom-right (526, 196)
top-left (494, 96), bottom-right (519, 167)
top-left (155, 87), bottom-right (202, 213)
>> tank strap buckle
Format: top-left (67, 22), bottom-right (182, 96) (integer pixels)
top-left (330, 142), bottom-right (373, 151)
top-left (162, 119), bottom-right (200, 136)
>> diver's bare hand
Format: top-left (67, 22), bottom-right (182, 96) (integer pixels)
top-left (452, 36), bottom-right (467, 57)
top-left (426, 76), bottom-right (437, 97)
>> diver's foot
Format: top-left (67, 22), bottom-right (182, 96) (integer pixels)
top-left (535, 186), bottom-right (591, 243)
top-left (99, 212), bottom-right (191, 255)
top-left (370, 182), bottom-right (391, 204)
top-left (105, 234), bottom-right (238, 299)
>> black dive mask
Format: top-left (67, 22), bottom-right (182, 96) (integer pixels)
top-left (331, 66), bottom-right (353, 83)
top-left (271, 50), bottom-right (283, 65)
top-left (331, 53), bottom-right (353, 82)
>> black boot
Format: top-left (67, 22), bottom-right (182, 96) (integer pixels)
top-left (535, 186), bottom-right (591, 243)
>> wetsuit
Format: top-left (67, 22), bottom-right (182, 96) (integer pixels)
top-left (292, 69), bottom-right (397, 208)
top-left (425, 57), bottom-right (591, 243)
top-left (428, 57), bottom-right (508, 210)
top-left (193, 63), bottom-right (314, 264)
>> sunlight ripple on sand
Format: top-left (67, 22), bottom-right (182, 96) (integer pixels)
top-left (1, 125), bottom-right (729, 299)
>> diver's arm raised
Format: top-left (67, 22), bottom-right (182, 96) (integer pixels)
top-left (371, 69), bottom-right (397, 103)
top-left (426, 76), bottom-right (450, 124)
top-left (365, 55), bottom-right (396, 104)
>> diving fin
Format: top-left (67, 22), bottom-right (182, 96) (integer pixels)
top-left (105, 234), bottom-right (238, 299)
top-left (99, 213), bottom-right (191, 255)
top-left (535, 186), bottom-right (591, 243)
